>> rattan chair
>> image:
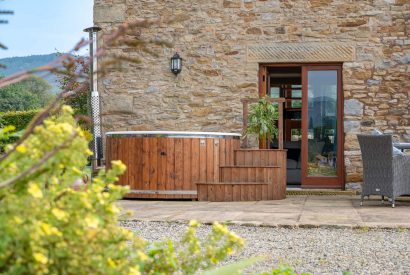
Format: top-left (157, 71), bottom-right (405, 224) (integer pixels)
top-left (357, 134), bottom-right (410, 207)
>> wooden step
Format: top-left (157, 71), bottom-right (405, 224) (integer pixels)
top-left (196, 182), bottom-right (269, 201)
top-left (234, 149), bottom-right (286, 166)
top-left (219, 166), bottom-right (281, 182)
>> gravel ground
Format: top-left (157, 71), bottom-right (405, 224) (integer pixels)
top-left (121, 221), bottom-right (410, 275)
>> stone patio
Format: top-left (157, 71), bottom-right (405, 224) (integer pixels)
top-left (118, 195), bottom-right (410, 229)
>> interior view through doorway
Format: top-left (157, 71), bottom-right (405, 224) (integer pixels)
top-left (264, 64), bottom-right (344, 189)
top-left (268, 67), bottom-right (302, 187)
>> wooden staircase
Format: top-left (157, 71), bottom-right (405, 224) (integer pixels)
top-left (196, 149), bottom-right (287, 201)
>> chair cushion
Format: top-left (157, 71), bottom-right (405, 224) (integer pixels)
top-left (371, 129), bottom-right (405, 156)
top-left (287, 159), bottom-right (298, 169)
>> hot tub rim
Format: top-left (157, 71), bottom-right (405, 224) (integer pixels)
top-left (105, 131), bottom-right (242, 139)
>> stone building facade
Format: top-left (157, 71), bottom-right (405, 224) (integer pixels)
top-left (94, 0), bottom-right (410, 189)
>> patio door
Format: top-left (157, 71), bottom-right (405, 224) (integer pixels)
top-left (301, 66), bottom-right (344, 188)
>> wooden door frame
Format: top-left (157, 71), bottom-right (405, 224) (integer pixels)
top-left (259, 63), bottom-right (344, 189)
top-left (301, 65), bottom-right (344, 188)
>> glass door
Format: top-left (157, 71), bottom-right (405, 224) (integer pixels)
top-left (301, 66), bottom-right (343, 188)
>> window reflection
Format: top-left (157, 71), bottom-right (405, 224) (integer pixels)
top-left (307, 71), bottom-right (337, 177)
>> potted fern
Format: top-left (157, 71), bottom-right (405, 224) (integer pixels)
top-left (245, 96), bottom-right (278, 149)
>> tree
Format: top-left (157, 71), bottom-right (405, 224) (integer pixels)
top-left (56, 55), bottom-right (89, 117)
top-left (0, 76), bottom-right (54, 112)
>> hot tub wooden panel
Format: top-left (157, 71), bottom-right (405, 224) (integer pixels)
top-left (106, 134), bottom-right (240, 199)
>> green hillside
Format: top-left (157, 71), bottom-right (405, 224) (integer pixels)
top-left (0, 53), bottom-right (61, 92)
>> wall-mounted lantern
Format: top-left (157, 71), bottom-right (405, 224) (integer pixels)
top-left (170, 53), bottom-right (182, 75)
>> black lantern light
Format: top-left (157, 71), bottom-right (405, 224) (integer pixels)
top-left (170, 53), bottom-right (182, 75)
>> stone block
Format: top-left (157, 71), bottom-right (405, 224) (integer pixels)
top-left (309, 0), bottom-right (332, 7)
top-left (345, 182), bottom-right (362, 190)
top-left (146, 86), bottom-right (160, 94)
top-left (367, 79), bottom-right (381, 86)
top-left (344, 121), bottom-right (361, 133)
top-left (94, 4), bottom-right (126, 23)
top-left (102, 94), bottom-right (134, 114)
top-left (345, 134), bottom-right (360, 150)
top-left (344, 99), bottom-right (364, 116)
top-left (360, 119), bottom-right (375, 127)
top-left (223, 0), bottom-right (241, 8)
top-left (246, 27), bottom-right (262, 35)
top-left (338, 18), bottom-right (368, 27)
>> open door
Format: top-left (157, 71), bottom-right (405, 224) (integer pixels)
top-left (301, 66), bottom-right (344, 188)
top-left (258, 65), bottom-right (268, 149)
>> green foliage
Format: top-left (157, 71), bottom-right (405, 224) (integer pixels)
top-left (0, 76), bottom-right (54, 112)
top-left (246, 97), bottom-right (279, 144)
top-left (0, 125), bottom-right (22, 153)
top-left (0, 106), bottom-right (245, 274)
top-left (262, 265), bottom-right (311, 275)
top-left (143, 220), bottom-right (244, 274)
top-left (0, 54), bottom-right (60, 92)
top-left (0, 109), bottom-right (39, 152)
top-left (0, 109), bottom-right (40, 130)
top-left (57, 55), bottom-right (89, 118)
top-left (202, 258), bottom-right (261, 275)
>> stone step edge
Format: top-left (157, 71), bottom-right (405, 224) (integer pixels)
top-left (122, 219), bottom-right (410, 230)
top-left (286, 189), bottom-right (358, 196)
top-left (195, 182), bottom-right (269, 185)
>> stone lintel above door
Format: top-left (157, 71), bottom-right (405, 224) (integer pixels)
top-left (247, 42), bottom-right (355, 63)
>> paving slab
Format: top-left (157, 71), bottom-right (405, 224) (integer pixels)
top-left (118, 195), bottom-right (410, 228)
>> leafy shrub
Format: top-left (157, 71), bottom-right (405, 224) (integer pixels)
top-left (0, 109), bottom-right (39, 152)
top-left (0, 106), bottom-right (245, 274)
top-left (0, 75), bottom-right (54, 112)
top-left (0, 109), bottom-right (40, 130)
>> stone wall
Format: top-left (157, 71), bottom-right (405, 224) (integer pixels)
top-left (94, 0), bottom-right (410, 188)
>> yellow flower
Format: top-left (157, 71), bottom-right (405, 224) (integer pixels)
top-left (16, 145), bottom-right (27, 153)
top-left (33, 252), bottom-right (48, 264)
top-left (121, 228), bottom-right (134, 239)
top-left (52, 208), bottom-right (67, 221)
top-left (129, 267), bottom-right (141, 275)
top-left (81, 130), bottom-right (93, 142)
top-left (108, 204), bottom-right (120, 214)
top-left (72, 167), bottom-right (82, 175)
top-left (60, 122), bottom-right (73, 133)
top-left (189, 220), bottom-right (200, 227)
top-left (84, 216), bottom-right (99, 229)
top-left (107, 258), bottom-right (116, 268)
top-left (214, 222), bottom-right (229, 234)
top-left (62, 105), bottom-right (74, 114)
top-left (28, 184), bottom-right (43, 199)
top-left (40, 223), bottom-right (62, 237)
top-left (13, 217), bottom-right (23, 225)
top-left (111, 160), bottom-right (126, 171)
top-left (137, 251), bottom-right (148, 261)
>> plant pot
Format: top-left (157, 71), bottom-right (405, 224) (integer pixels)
top-left (259, 134), bottom-right (268, 149)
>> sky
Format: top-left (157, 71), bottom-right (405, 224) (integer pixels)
top-left (0, 0), bottom-right (93, 58)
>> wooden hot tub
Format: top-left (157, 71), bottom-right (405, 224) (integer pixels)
top-left (105, 131), bottom-right (241, 199)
